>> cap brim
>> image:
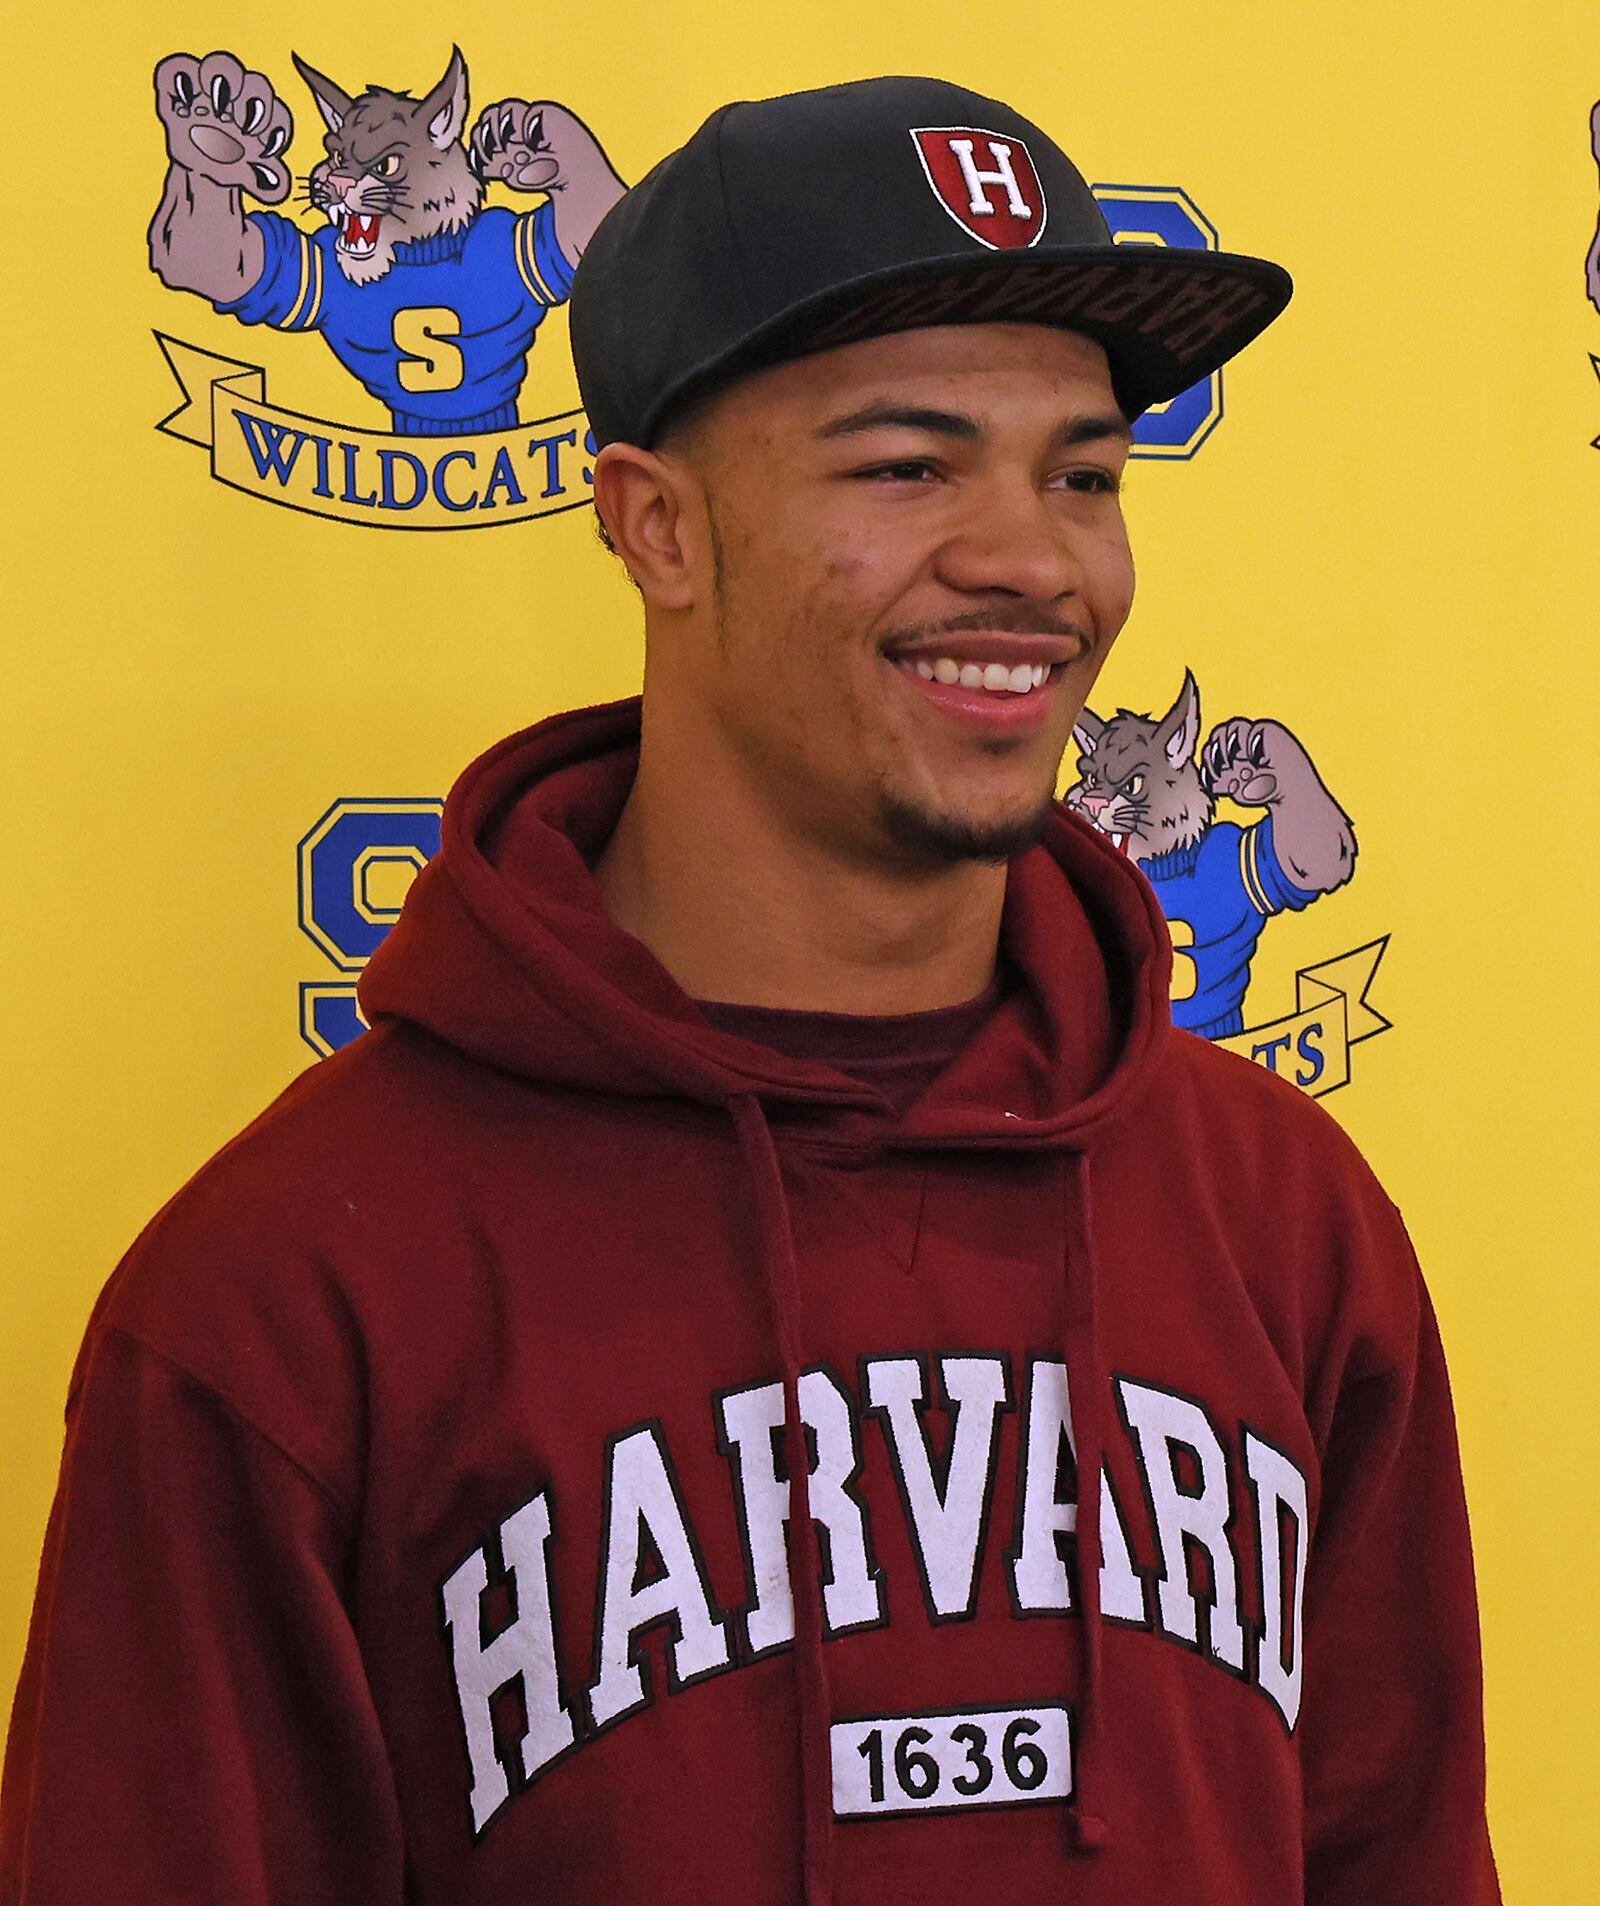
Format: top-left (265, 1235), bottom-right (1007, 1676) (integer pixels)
top-left (640, 244), bottom-right (1291, 444)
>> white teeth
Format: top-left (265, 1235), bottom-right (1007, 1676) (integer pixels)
top-left (904, 655), bottom-right (1055, 693)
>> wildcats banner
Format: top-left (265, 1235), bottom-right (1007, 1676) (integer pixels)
top-left (1214, 940), bottom-right (1390, 1098)
top-left (155, 336), bottom-right (595, 530)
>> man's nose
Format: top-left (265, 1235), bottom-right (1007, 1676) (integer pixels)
top-left (933, 483), bottom-right (1083, 603)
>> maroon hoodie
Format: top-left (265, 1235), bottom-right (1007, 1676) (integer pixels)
top-left (1, 698), bottom-right (1498, 1905)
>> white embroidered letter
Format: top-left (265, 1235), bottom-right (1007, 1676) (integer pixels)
top-left (588, 1425), bottom-right (730, 1729)
top-left (719, 1370), bottom-right (884, 1653)
top-left (948, 137), bottom-right (1031, 219)
top-left (1117, 1379), bottom-right (1246, 1671)
top-left (868, 1355), bottom-right (1010, 1619)
top-left (1010, 1358), bottom-right (1148, 1622)
top-left (441, 1492), bottom-right (574, 1833)
top-left (1244, 1429), bottom-right (1309, 1728)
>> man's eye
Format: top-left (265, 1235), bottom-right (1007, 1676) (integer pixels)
top-left (1062, 468), bottom-right (1122, 494)
top-left (859, 460), bottom-right (939, 482)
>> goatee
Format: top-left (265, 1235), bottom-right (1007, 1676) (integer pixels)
top-left (876, 787), bottom-right (1058, 866)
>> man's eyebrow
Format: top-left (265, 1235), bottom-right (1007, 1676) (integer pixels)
top-left (1051, 414), bottom-right (1134, 449)
top-left (815, 403), bottom-right (981, 442)
top-left (813, 403), bottom-right (1134, 447)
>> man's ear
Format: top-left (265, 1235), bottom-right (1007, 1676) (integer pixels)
top-left (591, 443), bottom-right (706, 613)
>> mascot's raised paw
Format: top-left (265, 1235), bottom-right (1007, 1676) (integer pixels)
top-left (472, 99), bottom-right (590, 191)
top-left (1202, 718), bottom-right (1303, 806)
top-left (154, 51), bottom-right (293, 203)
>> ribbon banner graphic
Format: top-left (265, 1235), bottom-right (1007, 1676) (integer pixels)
top-left (1216, 938), bottom-right (1391, 1097)
top-left (154, 335), bottom-right (596, 531)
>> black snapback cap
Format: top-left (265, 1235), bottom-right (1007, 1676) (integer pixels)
top-left (571, 75), bottom-right (1293, 449)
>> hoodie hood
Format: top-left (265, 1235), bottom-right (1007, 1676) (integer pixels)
top-left (360, 695), bottom-right (1173, 1153)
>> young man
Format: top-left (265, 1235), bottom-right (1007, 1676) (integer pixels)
top-left (1, 78), bottom-right (1497, 1905)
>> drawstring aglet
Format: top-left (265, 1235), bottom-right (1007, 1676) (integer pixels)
top-left (1071, 1808), bottom-right (1110, 1852)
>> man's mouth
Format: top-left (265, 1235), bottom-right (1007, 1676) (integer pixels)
top-left (336, 212), bottom-right (382, 256)
top-left (882, 631), bottom-right (1078, 733)
top-left (905, 656), bottom-right (1053, 695)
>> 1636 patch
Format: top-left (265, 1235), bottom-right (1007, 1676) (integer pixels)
top-left (832, 1704), bottom-right (1072, 1819)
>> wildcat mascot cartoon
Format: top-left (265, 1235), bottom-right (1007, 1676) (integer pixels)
top-left (1066, 671), bottom-right (1356, 1039)
top-left (148, 47), bottom-right (625, 435)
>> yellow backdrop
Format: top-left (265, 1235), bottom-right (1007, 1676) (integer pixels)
top-left (5, 3), bottom-right (1595, 1896)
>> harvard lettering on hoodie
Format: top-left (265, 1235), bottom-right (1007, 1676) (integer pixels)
top-left (0, 699), bottom-right (1498, 1904)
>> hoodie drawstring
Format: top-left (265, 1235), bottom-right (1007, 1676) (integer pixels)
top-left (1061, 1148), bottom-right (1111, 1852)
top-left (729, 1100), bottom-right (1111, 1881)
top-left (731, 1093), bottom-right (836, 1905)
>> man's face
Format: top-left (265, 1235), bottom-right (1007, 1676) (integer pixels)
top-left (666, 322), bottom-right (1136, 868)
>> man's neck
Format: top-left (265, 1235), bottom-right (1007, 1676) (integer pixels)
top-left (593, 736), bottom-right (1006, 1015)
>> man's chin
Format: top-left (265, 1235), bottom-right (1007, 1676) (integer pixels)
top-left (877, 788), bottom-right (1058, 866)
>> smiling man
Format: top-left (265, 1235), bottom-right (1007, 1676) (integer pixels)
top-left (1, 78), bottom-right (1498, 1906)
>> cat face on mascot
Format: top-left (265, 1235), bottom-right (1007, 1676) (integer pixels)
top-left (293, 49), bottom-right (484, 287)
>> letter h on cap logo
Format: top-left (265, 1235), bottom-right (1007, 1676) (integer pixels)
top-left (911, 127), bottom-right (1048, 250)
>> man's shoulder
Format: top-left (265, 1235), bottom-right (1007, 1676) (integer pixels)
top-left (137, 1022), bottom-right (465, 1219)
top-left (85, 1024), bottom-right (571, 1494)
top-left (1138, 1029), bottom-right (1426, 1365)
top-left (1151, 1024), bottom-right (1402, 1232)
top-left (1160, 1018), bottom-right (1347, 1125)
top-left (97, 1025), bottom-right (531, 1353)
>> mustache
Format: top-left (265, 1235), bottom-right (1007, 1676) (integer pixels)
top-left (880, 606), bottom-right (1095, 652)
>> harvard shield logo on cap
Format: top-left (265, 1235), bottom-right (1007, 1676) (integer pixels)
top-left (910, 127), bottom-right (1048, 250)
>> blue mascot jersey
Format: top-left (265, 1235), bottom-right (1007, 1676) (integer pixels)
top-left (216, 204), bottom-right (574, 435)
top-left (1141, 817), bottom-right (1312, 1039)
